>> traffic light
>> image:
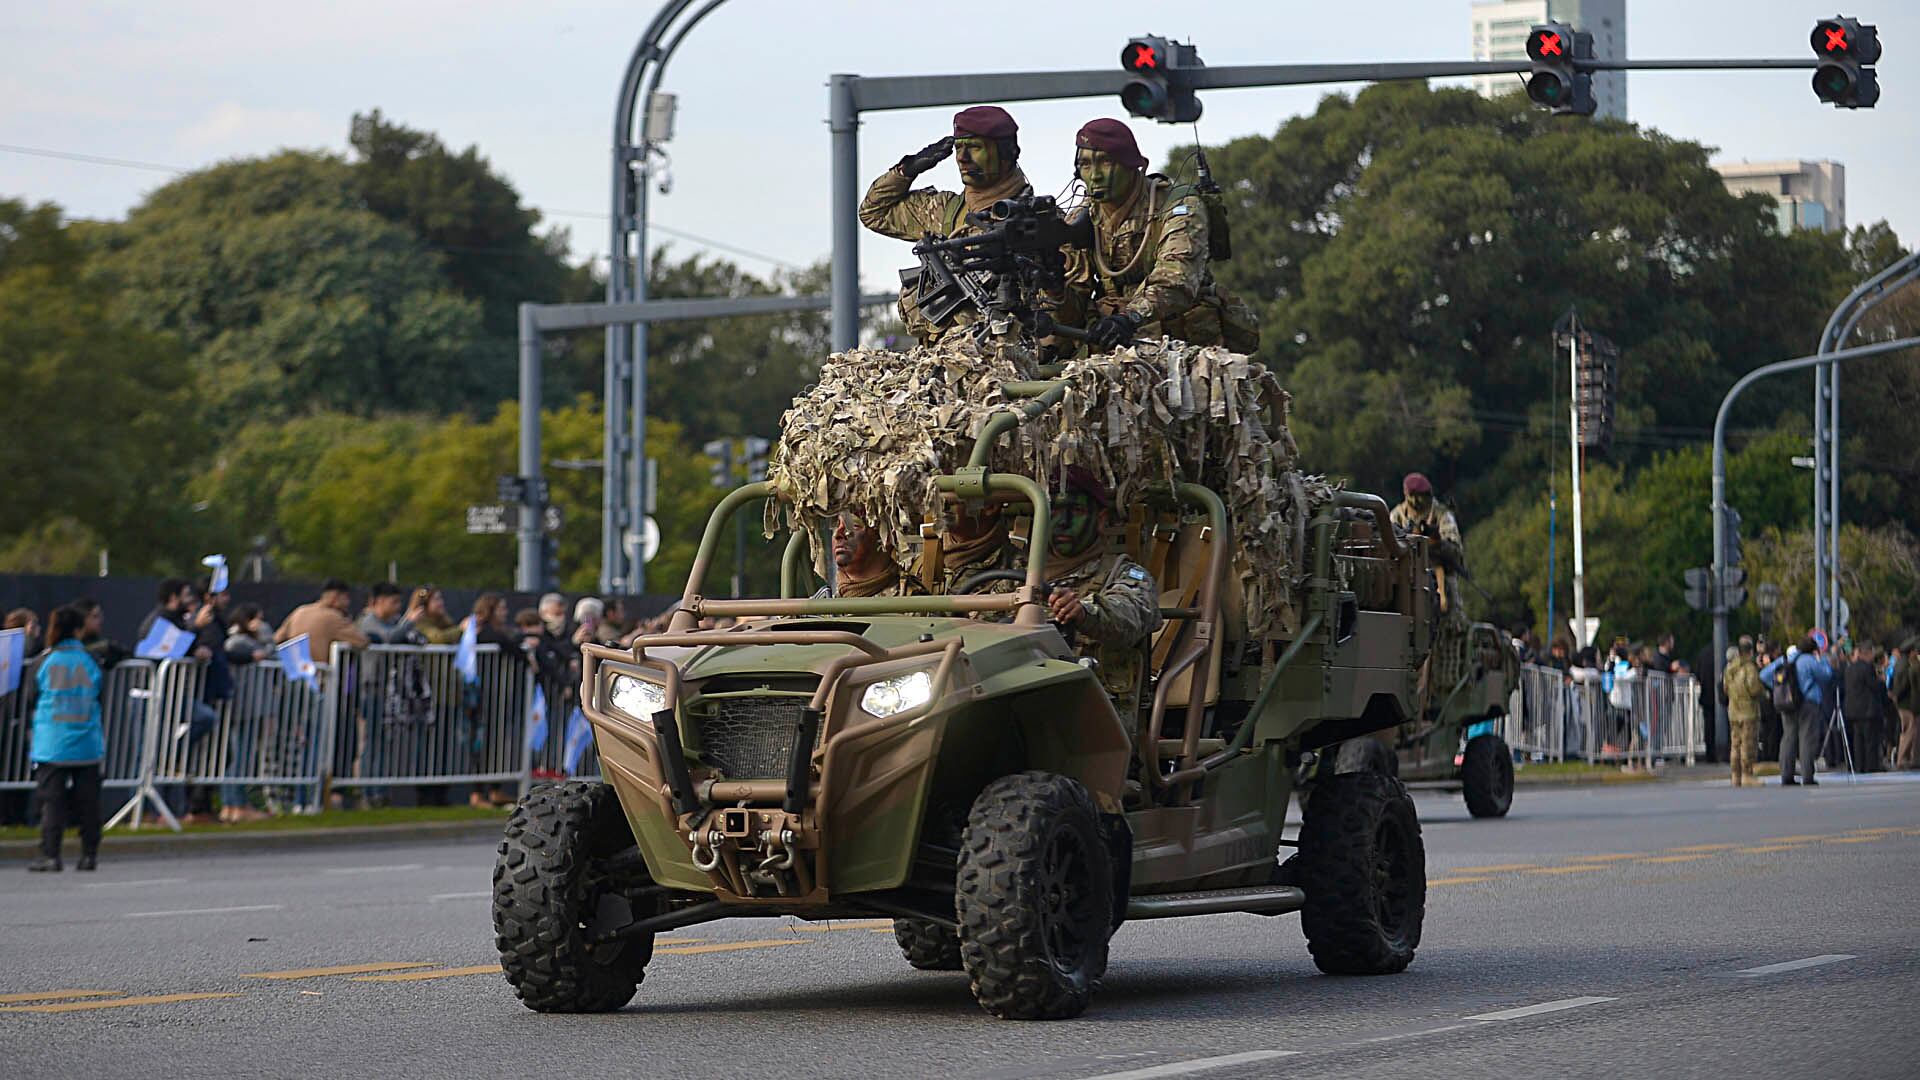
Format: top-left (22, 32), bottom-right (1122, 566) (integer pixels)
top-left (1811, 17), bottom-right (1881, 108)
top-left (1566, 330), bottom-right (1618, 455)
top-left (1719, 505), bottom-right (1744, 568)
top-left (1684, 567), bottom-right (1713, 612)
top-left (1120, 35), bottom-right (1203, 124)
top-left (702, 439), bottom-right (733, 489)
top-left (742, 436), bottom-right (771, 483)
top-left (1720, 566), bottom-right (1748, 611)
top-left (540, 535), bottom-right (561, 592)
top-left (1526, 23), bottom-right (1596, 116)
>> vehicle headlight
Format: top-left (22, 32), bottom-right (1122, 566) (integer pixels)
top-left (609, 674), bottom-right (668, 719)
top-left (859, 670), bottom-right (934, 718)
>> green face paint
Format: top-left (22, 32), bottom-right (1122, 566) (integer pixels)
top-left (953, 136), bottom-right (1003, 189)
top-left (1075, 148), bottom-right (1138, 205)
top-left (1049, 492), bottom-right (1100, 558)
top-left (1408, 494), bottom-right (1433, 514)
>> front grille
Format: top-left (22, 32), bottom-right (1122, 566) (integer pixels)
top-left (689, 696), bottom-right (816, 779)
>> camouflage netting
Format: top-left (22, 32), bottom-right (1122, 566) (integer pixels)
top-left (766, 336), bottom-right (1337, 638)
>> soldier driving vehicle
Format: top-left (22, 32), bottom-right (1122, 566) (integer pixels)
top-left (823, 513), bottom-right (925, 598)
top-left (494, 140), bottom-right (1435, 1021)
top-left (859, 105), bottom-right (1032, 345)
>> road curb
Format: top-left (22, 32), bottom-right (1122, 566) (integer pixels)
top-left (1, 818), bottom-right (507, 861)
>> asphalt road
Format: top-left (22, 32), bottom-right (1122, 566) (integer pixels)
top-left (5, 773), bottom-right (1919, 1080)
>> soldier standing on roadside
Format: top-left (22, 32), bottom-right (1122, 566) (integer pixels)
top-left (859, 106), bottom-right (1031, 345)
top-left (1725, 640), bottom-right (1766, 786)
top-left (1057, 118), bottom-right (1256, 353)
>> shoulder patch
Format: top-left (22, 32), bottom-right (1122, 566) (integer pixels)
top-left (1126, 567), bottom-right (1148, 581)
top-left (1169, 204), bottom-right (1191, 217)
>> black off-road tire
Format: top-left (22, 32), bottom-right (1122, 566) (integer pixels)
top-left (493, 782), bottom-right (654, 1012)
top-left (1460, 733), bottom-right (1514, 819)
top-left (893, 917), bottom-right (964, 971)
top-left (1299, 771), bottom-right (1425, 976)
top-left (956, 771), bottom-right (1113, 1020)
top-left (1334, 735), bottom-right (1400, 777)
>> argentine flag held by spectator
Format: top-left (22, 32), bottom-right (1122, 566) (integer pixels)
top-left (454, 617), bottom-right (479, 684)
top-left (201, 553), bottom-right (229, 594)
top-left (0, 627), bottom-right (24, 697)
top-left (277, 634), bottom-right (321, 692)
top-left (526, 684), bottom-right (549, 753)
top-left (563, 706), bottom-right (594, 773)
top-left (136, 619), bottom-right (195, 661)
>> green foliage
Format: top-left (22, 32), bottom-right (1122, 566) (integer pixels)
top-left (1744, 524), bottom-right (1920, 646)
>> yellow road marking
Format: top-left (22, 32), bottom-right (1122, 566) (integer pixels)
top-left (1737, 844), bottom-right (1804, 853)
top-left (654, 938), bottom-right (704, 945)
top-left (1762, 835), bottom-right (1830, 843)
top-left (1665, 843), bottom-right (1737, 853)
top-left (1565, 854), bottom-right (1638, 863)
top-left (1827, 836), bottom-right (1880, 844)
top-left (655, 939), bottom-right (812, 956)
top-left (351, 965), bottom-right (501, 983)
top-left (1845, 827), bottom-right (1905, 835)
top-left (788, 919), bottom-right (894, 932)
top-left (1452, 864), bottom-right (1536, 873)
top-left (1637, 854), bottom-right (1713, 864)
top-left (1429, 875), bottom-right (1495, 886)
top-left (1526, 865), bottom-right (1608, 876)
top-left (0, 992), bottom-right (239, 1015)
top-left (243, 962), bottom-right (436, 980)
top-left (0, 990), bottom-right (121, 1004)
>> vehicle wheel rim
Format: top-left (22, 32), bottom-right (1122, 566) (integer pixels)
top-left (1370, 818), bottom-right (1410, 939)
top-left (1039, 826), bottom-right (1094, 976)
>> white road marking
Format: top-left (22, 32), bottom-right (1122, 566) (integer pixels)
top-left (1354, 1023), bottom-right (1472, 1045)
top-left (81, 877), bottom-right (188, 888)
top-left (1732, 954), bottom-right (1856, 977)
top-left (1076, 1050), bottom-right (1300, 1079)
top-left (430, 891), bottom-right (492, 902)
top-left (125, 904), bottom-right (283, 918)
top-left (322, 863), bottom-right (424, 874)
top-left (1465, 996), bottom-right (1616, 1022)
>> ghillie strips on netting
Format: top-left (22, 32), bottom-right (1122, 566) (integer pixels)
top-left (766, 337), bottom-right (1337, 638)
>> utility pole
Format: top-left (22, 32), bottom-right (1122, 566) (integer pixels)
top-left (1567, 326), bottom-right (1587, 651)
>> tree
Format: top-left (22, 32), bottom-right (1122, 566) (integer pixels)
top-left (88, 152), bottom-right (492, 420)
top-left (1194, 83), bottom-right (1857, 510)
top-left (1744, 524), bottom-right (1920, 645)
top-left (0, 199), bottom-right (201, 575)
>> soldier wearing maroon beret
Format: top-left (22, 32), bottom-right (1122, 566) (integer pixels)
top-left (1056, 118), bottom-right (1258, 354)
top-left (859, 105), bottom-right (1033, 345)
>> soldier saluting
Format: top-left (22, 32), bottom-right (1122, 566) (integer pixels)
top-left (859, 105), bottom-right (1032, 345)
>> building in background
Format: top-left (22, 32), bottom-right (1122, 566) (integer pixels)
top-left (1470, 0), bottom-right (1627, 121)
top-left (1712, 160), bottom-right (1846, 233)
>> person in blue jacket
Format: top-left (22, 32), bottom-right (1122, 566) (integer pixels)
top-left (1760, 634), bottom-right (1838, 786)
top-left (29, 605), bottom-right (105, 871)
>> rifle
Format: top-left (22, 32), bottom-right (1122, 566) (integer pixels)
top-left (905, 195), bottom-right (1094, 343)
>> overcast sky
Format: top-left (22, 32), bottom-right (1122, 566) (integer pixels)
top-left (5, 0), bottom-right (1913, 290)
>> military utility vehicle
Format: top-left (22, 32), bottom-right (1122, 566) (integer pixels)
top-left (1329, 621), bottom-right (1519, 818)
top-left (493, 371), bottom-right (1441, 1020)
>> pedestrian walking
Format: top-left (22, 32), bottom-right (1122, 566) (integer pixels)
top-left (1725, 643), bottom-right (1766, 787)
top-left (1761, 636), bottom-right (1837, 786)
top-left (28, 606), bottom-right (104, 872)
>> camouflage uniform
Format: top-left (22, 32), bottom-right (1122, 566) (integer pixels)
top-left (1051, 551), bottom-right (1163, 706)
top-left (1059, 175), bottom-right (1257, 352)
top-left (936, 527), bottom-right (1021, 596)
top-left (1724, 652), bottom-right (1766, 786)
top-left (831, 566), bottom-right (927, 599)
top-left (858, 165), bottom-right (1032, 345)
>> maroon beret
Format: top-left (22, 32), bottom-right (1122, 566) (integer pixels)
top-left (1075, 118), bottom-right (1147, 171)
top-left (1403, 473), bottom-right (1433, 495)
top-left (1051, 464), bottom-right (1112, 509)
top-left (952, 105), bottom-right (1018, 140)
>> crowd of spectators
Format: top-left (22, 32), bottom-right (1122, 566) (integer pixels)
top-left (3, 575), bottom-right (677, 866)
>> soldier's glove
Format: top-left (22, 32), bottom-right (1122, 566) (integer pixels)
top-left (1088, 310), bottom-right (1143, 349)
top-left (898, 136), bottom-right (955, 178)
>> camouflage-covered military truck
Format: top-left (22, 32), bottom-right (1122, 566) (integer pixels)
top-left (492, 348), bottom-right (1440, 1020)
top-left (1330, 621), bottom-right (1519, 818)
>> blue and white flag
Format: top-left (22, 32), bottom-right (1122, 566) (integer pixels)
top-left (563, 706), bottom-right (594, 773)
top-left (526, 684), bottom-right (549, 753)
top-left (454, 616), bottom-right (479, 684)
top-left (200, 553), bottom-right (229, 595)
top-left (0, 627), bottom-right (24, 697)
top-left (277, 633), bottom-right (320, 692)
top-left (136, 619), bottom-right (196, 661)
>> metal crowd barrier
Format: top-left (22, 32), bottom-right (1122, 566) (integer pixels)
top-left (4, 641), bottom-right (609, 830)
top-left (2, 657), bottom-right (157, 793)
top-left (1514, 663), bottom-right (1700, 766)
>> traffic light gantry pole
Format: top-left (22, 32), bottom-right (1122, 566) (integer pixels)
top-left (828, 49), bottom-right (1856, 350)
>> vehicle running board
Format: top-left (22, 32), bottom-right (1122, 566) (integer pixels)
top-left (1125, 885), bottom-right (1306, 920)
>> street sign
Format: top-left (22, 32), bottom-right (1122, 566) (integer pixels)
top-left (626, 516), bottom-right (662, 564)
top-left (1568, 617), bottom-right (1600, 649)
top-left (467, 504), bottom-right (514, 535)
top-left (467, 504), bottom-right (562, 535)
